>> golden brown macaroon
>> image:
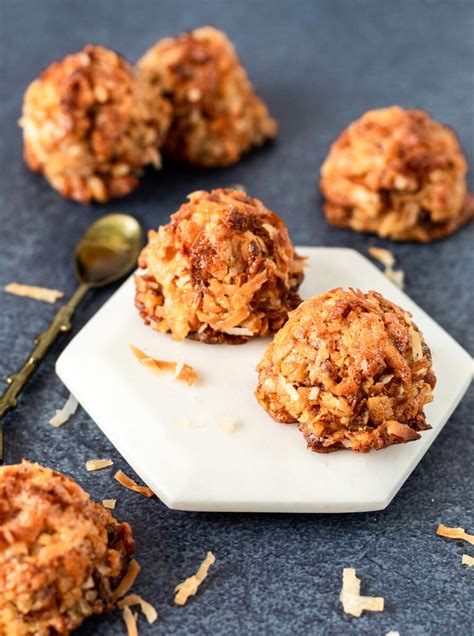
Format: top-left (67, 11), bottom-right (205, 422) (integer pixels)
top-left (0, 460), bottom-right (135, 635)
top-left (320, 106), bottom-right (474, 242)
top-left (138, 26), bottom-right (277, 167)
top-left (255, 288), bottom-right (436, 452)
top-left (20, 44), bottom-right (172, 203)
top-left (135, 188), bottom-right (305, 343)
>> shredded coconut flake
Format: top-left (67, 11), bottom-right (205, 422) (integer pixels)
top-left (129, 344), bottom-right (197, 386)
top-left (339, 568), bottom-right (384, 617)
top-left (174, 552), bottom-right (216, 606)
top-left (461, 554), bottom-right (474, 566)
top-left (223, 326), bottom-right (254, 337)
top-left (118, 594), bottom-right (158, 624)
top-left (86, 459), bottom-right (113, 472)
top-left (368, 246), bottom-right (396, 268)
top-left (4, 282), bottom-right (64, 303)
top-left (385, 267), bottom-right (405, 289)
top-left (437, 523), bottom-right (474, 545)
top-left (102, 499), bottom-right (116, 509)
top-left (112, 559), bottom-right (141, 601)
top-left (49, 393), bottom-right (78, 427)
top-left (122, 606), bottom-right (138, 636)
top-left (114, 470), bottom-right (154, 498)
top-left (279, 376), bottom-right (300, 402)
top-left (216, 416), bottom-right (239, 433)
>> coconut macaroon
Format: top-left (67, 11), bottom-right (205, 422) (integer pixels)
top-left (320, 106), bottom-right (474, 242)
top-left (255, 288), bottom-right (436, 453)
top-left (138, 26), bottom-right (277, 167)
top-left (0, 460), bottom-right (135, 634)
top-left (20, 44), bottom-right (172, 203)
top-left (135, 188), bottom-right (304, 343)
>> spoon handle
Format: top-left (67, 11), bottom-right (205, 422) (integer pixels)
top-left (0, 282), bottom-right (89, 462)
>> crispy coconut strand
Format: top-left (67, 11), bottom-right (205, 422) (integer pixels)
top-left (4, 283), bottom-right (64, 303)
top-left (20, 44), bottom-right (171, 204)
top-left (0, 460), bottom-right (135, 635)
top-left (174, 552), bottom-right (216, 606)
top-left (138, 26), bottom-right (277, 167)
top-left (320, 106), bottom-right (474, 242)
top-left (339, 568), bottom-right (384, 617)
top-left (135, 188), bottom-right (305, 343)
top-left (436, 523), bottom-right (474, 545)
top-left (255, 288), bottom-right (436, 453)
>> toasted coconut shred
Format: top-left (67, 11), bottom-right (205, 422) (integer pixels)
top-left (436, 523), bottom-right (474, 544)
top-left (49, 393), bottom-right (78, 427)
top-left (85, 459), bottom-right (114, 471)
top-left (102, 498), bottom-right (116, 509)
top-left (129, 344), bottom-right (197, 386)
top-left (216, 416), bottom-right (239, 433)
top-left (122, 606), bottom-right (139, 636)
top-left (118, 595), bottom-right (158, 624)
top-left (175, 552), bottom-right (216, 606)
top-left (339, 568), bottom-right (384, 617)
top-left (461, 554), bottom-right (474, 566)
top-left (368, 247), bottom-right (396, 268)
top-left (112, 559), bottom-right (142, 601)
top-left (114, 469), bottom-right (154, 497)
top-left (4, 282), bottom-right (64, 303)
top-left (368, 246), bottom-right (405, 289)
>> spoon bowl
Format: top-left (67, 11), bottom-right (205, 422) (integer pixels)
top-left (75, 214), bottom-right (143, 287)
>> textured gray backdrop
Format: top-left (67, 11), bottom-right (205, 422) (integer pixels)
top-left (0, 1), bottom-right (473, 634)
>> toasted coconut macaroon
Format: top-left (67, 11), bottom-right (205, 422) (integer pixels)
top-left (135, 188), bottom-right (304, 343)
top-left (20, 44), bottom-right (172, 203)
top-left (0, 460), bottom-right (135, 634)
top-left (320, 106), bottom-right (474, 242)
top-left (138, 26), bottom-right (277, 167)
top-left (255, 288), bottom-right (436, 452)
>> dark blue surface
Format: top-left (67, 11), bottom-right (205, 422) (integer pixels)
top-left (0, 1), bottom-right (473, 634)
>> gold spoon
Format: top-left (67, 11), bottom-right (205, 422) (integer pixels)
top-left (0, 213), bottom-right (143, 462)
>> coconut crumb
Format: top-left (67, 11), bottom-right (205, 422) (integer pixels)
top-left (129, 344), bottom-right (197, 386)
top-left (85, 459), bottom-right (113, 472)
top-left (368, 247), bottom-right (395, 268)
top-left (461, 554), bottom-right (474, 566)
top-left (118, 594), bottom-right (158, 624)
top-left (4, 282), bottom-right (64, 303)
top-left (223, 326), bottom-right (254, 337)
top-left (122, 606), bottom-right (139, 636)
top-left (278, 375), bottom-right (300, 402)
top-left (368, 247), bottom-right (404, 289)
top-left (385, 267), bottom-right (405, 289)
top-left (339, 568), bottom-right (384, 617)
top-left (437, 523), bottom-right (474, 545)
top-left (49, 393), bottom-right (78, 427)
top-left (216, 416), bottom-right (239, 433)
top-left (114, 469), bottom-right (154, 498)
top-left (112, 559), bottom-right (142, 601)
top-left (174, 552), bottom-right (216, 606)
top-left (102, 499), bottom-right (116, 509)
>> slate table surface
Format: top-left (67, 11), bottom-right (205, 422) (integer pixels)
top-left (0, 1), bottom-right (473, 634)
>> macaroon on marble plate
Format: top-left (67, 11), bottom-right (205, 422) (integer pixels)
top-left (56, 247), bottom-right (472, 513)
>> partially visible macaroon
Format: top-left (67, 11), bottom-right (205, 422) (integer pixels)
top-left (320, 106), bottom-right (474, 241)
top-left (135, 188), bottom-right (304, 343)
top-left (255, 288), bottom-right (436, 452)
top-left (0, 460), bottom-right (135, 634)
top-left (20, 44), bottom-right (172, 203)
top-left (138, 26), bottom-right (277, 167)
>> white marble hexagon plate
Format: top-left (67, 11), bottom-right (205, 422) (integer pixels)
top-left (56, 247), bottom-right (472, 513)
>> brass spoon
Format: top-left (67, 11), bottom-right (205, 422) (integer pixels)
top-left (0, 213), bottom-right (143, 462)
